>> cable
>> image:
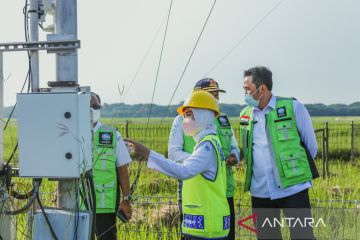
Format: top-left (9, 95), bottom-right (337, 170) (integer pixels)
top-left (2, 0), bottom-right (35, 172)
top-left (146, 0), bottom-right (173, 130)
top-left (73, 180), bottom-right (79, 240)
top-left (126, 0), bottom-right (217, 196)
top-left (78, 171), bottom-right (96, 240)
top-left (3, 164), bottom-right (35, 200)
top-left (122, 16), bottom-right (167, 100)
top-left (23, 0), bottom-right (33, 90)
top-left (158, 0), bottom-right (217, 126)
top-left (3, 64), bottom-right (31, 131)
top-left (3, 70), bottom-right (30, 167)
top-left (87, 174), bottom-right (96, 240)
top-left (129, 0), bottom-right (217, 195)
top-left (3, 180), bottom-right (40, 215)
top-left (3, 143), bottom-right (18, 170)
top-left (130, 0), bottom-right (174, 196)
top-left (204, 0), bottom-right (286, 76)
top-left (37, 189), bottom-right (59, 240)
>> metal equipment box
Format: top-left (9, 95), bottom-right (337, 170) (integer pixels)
top-left (33, 208), bottom-right (92, 240)
top-left (17, 92), bottom-right (91, 178)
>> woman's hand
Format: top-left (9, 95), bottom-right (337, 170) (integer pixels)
top-left (124, 139), bottom-right (151, 160)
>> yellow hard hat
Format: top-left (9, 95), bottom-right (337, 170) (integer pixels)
top-left (177, 90), bottom-right (220, 117)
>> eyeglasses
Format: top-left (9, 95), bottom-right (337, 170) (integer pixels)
top-left (91, 105), bottom-right (102, 110)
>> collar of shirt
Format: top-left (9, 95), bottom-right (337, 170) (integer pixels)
top-left (253, 94), bottom-right (276, 113)
top-left (93, 121), bottom-right (102, 132)
top-left (193, 127), bottom-right (216, 143)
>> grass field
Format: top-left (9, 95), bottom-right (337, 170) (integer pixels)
top-left (7, 158), bottom-right (360, 239)
top-left (1, 117), bottom-right (360, 239)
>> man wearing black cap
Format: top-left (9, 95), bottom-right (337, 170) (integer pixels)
top-left (168, 78), bottom-right (240, 240)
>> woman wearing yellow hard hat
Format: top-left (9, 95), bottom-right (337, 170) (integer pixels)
top-left (125, 90), bottom-right (230, 239)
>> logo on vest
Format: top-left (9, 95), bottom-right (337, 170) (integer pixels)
top-left (214, 139), bottom-right (226, 161)
top-left (184, 214), bottom-right (204, 229)
top-left (223, 215), bottom-right (231, 230)
top-left (218, 115), bottom-right (231, 127)
top-left (99, 132), bottom-right (113, 145)
top-left (277, 107), bottom-right (287, 118)
top-left (240, 115), bottom-right (250, 126)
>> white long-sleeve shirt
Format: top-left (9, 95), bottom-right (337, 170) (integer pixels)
top-left (250, 95), bottom-right (317, 199)
top-left (147, 129), bottom-right (219, 180)
top-left (168, 115), bottom-right (240, 163)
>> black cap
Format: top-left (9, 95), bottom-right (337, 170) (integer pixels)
top-left (193, 78), bottom-right (226, 93)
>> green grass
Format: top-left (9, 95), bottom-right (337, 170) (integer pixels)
top-left (2, 117), bottom-right (360, 239)
top-left (7, 158), bottom-right (360, 239)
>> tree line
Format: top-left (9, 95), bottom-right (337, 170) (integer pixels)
top-left (4, 102), bottom-right (360, 118)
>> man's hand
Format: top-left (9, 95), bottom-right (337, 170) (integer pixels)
top-left (118, 200), bottom-right (132, 220)
top-left (124, 139), bottom-right (151, 160)
top-left (226, 153), bottom-right (238, 166)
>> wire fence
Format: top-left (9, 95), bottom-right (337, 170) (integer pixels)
top-left (2, 120), bottom-right (360, 239)
top-left (115, 196), bottom-right (359, 240)
top-left (13, 193), bottom-right (355, 240)
top-left (3, 170), bottom-right (359, 240)
top-left (114, 120), bottom-right (360, 162)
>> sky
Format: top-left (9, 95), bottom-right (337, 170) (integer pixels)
top-left (0, 0), bottom-right (359, 107)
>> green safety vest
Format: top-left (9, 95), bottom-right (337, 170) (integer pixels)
top-left (92, 125), bottom-right (118, 213)
top-left (239, 97), bottom-right (319, 192)
top-left (182, 134), bottom-right (230, 239)
top-left (183, 114), bottom-right (236, 197)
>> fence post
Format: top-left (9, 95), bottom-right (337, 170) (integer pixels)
top-left (325, 122), bottom-right (330, 177)
top-left (351, 121), bottom-right (355, 161)
top-left (322, 129), bottom-right (326, 179)
top-left (125, 120), bottom-right (129, 139)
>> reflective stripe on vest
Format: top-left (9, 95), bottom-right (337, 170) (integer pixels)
top-left (240, 98), bottom-right (317, 191)
top-left (183, 114), bottom-right (236, 197)
top-left (182, 134), bottom-right (230, 239)
top-left (93, 125), bottom-right (117, 213)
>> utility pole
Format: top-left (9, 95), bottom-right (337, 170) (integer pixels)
top-left (1, 0), bottom-right (90, 238)
top-left (55, 0), bottom-right (79, 210)
top-left (55, 0), bottom-right (78, 84)
top-left (0, 51), bottom-right (4, 168)
top-left (29, 0), bottom-right (40, 92)
top-left (28, 1), bottom-right (40, 237)
top-left (0, 47), bottom-right (13, 240)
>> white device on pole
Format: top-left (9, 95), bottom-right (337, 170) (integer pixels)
top-left (33, 208), bottom-right (92, 240)
top-left (17, 90), bottom-right (92, 178)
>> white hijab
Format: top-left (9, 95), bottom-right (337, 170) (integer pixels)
top-left (191, 108), bottom-right (216, 134)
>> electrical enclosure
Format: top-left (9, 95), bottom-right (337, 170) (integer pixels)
top-left (17, 92), bottom-right (91, 178)
top-left (33, 208), bottom-right (92, 240)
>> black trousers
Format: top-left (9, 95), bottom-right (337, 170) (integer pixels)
top-left (95, 213), bottom-right (117, 240)
top-left (227, 197), bottom-right (235, 240)
top-left (179, 197), bottom-right (235, 240)
top-left (251, 189), bottom-right (316, 240)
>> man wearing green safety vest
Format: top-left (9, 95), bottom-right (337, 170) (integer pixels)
top-left (90, 92), bottom-right (132, 240)
top-left (168, 79), bottom-right (240, 240)
top-left (239, 66), bottom-right (319, 240)
top-left (126, 91), bottom-right (230, 239)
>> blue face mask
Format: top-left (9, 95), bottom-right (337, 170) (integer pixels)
top-left (244, 88), bottom-right (261, 107)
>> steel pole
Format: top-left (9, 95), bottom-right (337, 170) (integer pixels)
top-left (55, 0), bottom-right (78, 210)
top-left (0, 52), bottom-right (3, 168)
top-left (29, 0), bottom-right (40, 92)
top-left (0, 51), bottom-right (13, 240)
top-left (55, 0), bottom-right (78, 83)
